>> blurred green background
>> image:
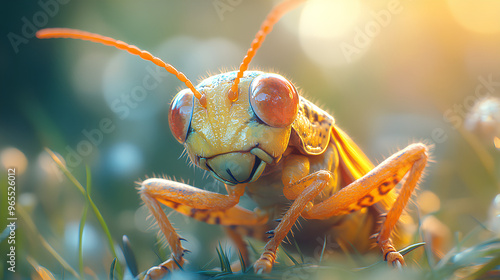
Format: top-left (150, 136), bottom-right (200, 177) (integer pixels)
top-left (1, 0), bottom-right (500, 279)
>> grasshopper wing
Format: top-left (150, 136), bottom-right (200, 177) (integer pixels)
top-left (331, 125), bottom-right (397, 212)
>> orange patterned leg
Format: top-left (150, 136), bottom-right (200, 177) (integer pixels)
top-left (139, 179), bottom-right (267, 279)
top-left (303, 143), bottom-right (429, 266)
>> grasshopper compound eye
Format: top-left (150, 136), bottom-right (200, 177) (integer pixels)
top-left (168, 89), bottom-right (195, 143)
top-left (249, 73), bottom-right (299, 127)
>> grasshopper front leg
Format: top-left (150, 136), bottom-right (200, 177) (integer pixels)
top-left (139, 179), bottom-right (267, 280)
top-left (254, 149), bottom-right (338, 273)
top-left (254, 171), bottom-right (333, 273)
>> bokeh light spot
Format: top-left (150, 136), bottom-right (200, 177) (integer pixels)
top-left (1, 147), bottom-right (28, 175)
top-left (107, 142), bottom-right (143, 176)
top-left (64, 222), bottom-right (102, 257)
top-left (417, 190), bottom-right (441, 215)
top-left (299, 0), bottom-right (364, 67)
top-left (465, 97), bottom-right (500, 147)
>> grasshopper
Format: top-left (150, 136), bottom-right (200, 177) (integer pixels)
top-left (37, 0), bottom-right (429, 278)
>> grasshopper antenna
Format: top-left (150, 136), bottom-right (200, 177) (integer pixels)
top-left (36, 28), bottom-right (207, 107)
top-left (229, 0), bottom-right (305, 102)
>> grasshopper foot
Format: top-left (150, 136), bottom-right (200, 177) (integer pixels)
top-left (144, 257), bottom-right (184, 280)
top-left (253, 251), bottom-right (275, 274)
top-left (385, 251), bottom-right (405, 267)
top-left (378, 238), bottom-right (405, 268)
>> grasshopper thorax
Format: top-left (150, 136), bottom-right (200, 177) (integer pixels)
top-left (168, 71), bottom-right (299, 185)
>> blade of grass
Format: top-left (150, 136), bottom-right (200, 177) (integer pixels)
top-left (399, 242), bottom-right (426, 256)
top-left (435, 226), bottom-right (484, 270)
top-left (84, 165), bottom-right (123, 278)
top-left (471, 216), bottom-right (491, 231)
top-left (45, 148), bottom-right (85, 195)
top-left (27, 256), bottom-right (57, 280)
top-left (465, 253), bottom-right (500, 279)
top-left (454, 231), bottom-right (461, 251)
top-left (172, 256), bottom-right (184, 271)
top-left (109, 258), bottom-right (117, 280)
top-left (77, 166), bottom-right (91, 279)
top-left (279, 245), bottom-right (299, 266)
top-left (78, 202), bottom-right (89, 279)
top-left (45, 148), bottom-right (123, 278)
top-left (418, 211), bottom-right (436, 273)
top-left (290, 235), bottom-right (304, 263)
top-left (458, 225), bottom-right (484, 247)
top-left (19, 206), bottom-right (79, 278)
top-left (354, 242), bottom-right (426, 271)
top-left (122, 235), bottom-right (139, 277)
top-left (238, 250), bottom-right (247, 273)
top-left (200, 256), bottom-right (218, 271)
top-left (434, 238), bottom-right (500, 279)
top-left (216, 242), bottom-right (232, 273)
top-left (319, 235), bottom-right (327, 264)
top-left (216, 244), bottom-right (224, 271)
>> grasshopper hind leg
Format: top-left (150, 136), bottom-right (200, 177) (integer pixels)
top-left (303, 143), bottom-right (429, 266)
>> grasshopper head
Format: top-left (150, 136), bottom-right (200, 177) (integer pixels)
top-left (168, 71), bottom-right (299, 185)
top-left (36, 0), bottom-right (305, 186)
top-left (36, 1), bottom-right (304, 186)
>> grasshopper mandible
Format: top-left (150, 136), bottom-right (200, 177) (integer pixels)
top-left (37, 0), bottom-right (429, 278)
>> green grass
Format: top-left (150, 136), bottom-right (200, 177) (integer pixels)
top-left (19, 204), bottom-right (79, 278)
top-left (33, 149), bottom-right (124, 279)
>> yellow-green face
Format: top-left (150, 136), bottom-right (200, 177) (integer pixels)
top-left (168, 71), bottom-right (299, 185)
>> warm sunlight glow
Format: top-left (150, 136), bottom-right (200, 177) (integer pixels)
top-left (299, 0), bottom-right (363, 67)
top-left (301, 0), bottom-right (360, 38)
top-left (494, 136), bottom-right (500, 149)
top-left (448, 0), bottom-right (500, 34)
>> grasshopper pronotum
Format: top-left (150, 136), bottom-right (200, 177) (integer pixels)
top-left (37, 0), bottom-right (429, 278)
